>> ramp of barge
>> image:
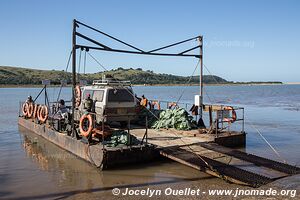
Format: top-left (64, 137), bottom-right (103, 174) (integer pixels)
top-left (130, 128), bottom-right (300, 187)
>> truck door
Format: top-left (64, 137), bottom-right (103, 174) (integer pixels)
top-left (93, 90), bottom-right (105, 115)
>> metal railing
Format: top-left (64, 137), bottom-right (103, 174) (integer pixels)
top-left (148, 99), bottom-right (193, 111)
top-left (20, 95), bottom-right (245, 143)
top-left (214, 106), bottom-right (245, 137)
top-left (92, 79), bottom-right (131, 86)
top-left (147, 99), bottom-right (245, 136)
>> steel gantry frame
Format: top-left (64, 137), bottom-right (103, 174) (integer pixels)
top-left (71, 19), bottom-right (204, 137)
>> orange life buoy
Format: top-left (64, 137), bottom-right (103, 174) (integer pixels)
top-left (37, 105), bottom-right (42, 121)
top-left (168, 102), bottom-right (179, 109)
top-left (33, 104), bottom-right (39, 118)
top-left (75, 85), bottom-right (82, 107)
top-left (151, 101), bottom-right (161, 110)
top-left (223, 106), bottom-right (237, 123)
top-left (22, 102), bottom-right (29, 117)
top-left (36, 105), bottom-right (42, 120)
top-left (27, 103), bottom-right (34, 118)
top-left (79, 114), bottom-right (94, 137)
top-left (39, 105), bottom-right (48, 123)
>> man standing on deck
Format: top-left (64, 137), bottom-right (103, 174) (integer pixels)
top-left (58, 99), bottom-right (68, 114)
top-left (26, 96), bottom-right (33, 103)
top-left (140, 95), bottom-right (148, 108)
top-left (84, 94), bottom-right (93, 112)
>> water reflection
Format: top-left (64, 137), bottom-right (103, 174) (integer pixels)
top-left (20, 126), bottom-right (107, 188)
top-left (18, 126), bottom-right (218, 199)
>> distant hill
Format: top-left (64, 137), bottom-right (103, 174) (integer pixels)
top-left (0, 66), bottom-right (229, 85)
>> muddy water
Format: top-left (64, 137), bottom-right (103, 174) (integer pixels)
top-left (0, 85), bottom-right (299, 199)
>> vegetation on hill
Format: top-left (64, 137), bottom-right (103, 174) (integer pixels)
top-left (0, 66), bottom-right (229, 85)
top-left (0, 66), bottom-right (68, 85)
top-left (233, 81), bottom-right (283, 85)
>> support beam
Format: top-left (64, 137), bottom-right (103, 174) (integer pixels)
top-left (76, 45), bottom-right (201, 58)
top-left (199, 36), bottom-right (204, 119)
top-left (76, 32), bottom-right (111, 50)
top-left (148, 36), bottom-right (199, 53)
top-left (178, 45), bottom-right (201, 55)
top-left (76, 20), bottom-right (144, 52)
top-left (71, 19), bottom-right (77, 138)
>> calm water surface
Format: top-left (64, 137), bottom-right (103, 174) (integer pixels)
top-left (0, 85), bottom-right (300, 199)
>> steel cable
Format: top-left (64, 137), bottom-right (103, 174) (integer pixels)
top-left (174, 59), bottom-right (200, 105)
top-left (55, 50), bottom-right (72, 110)
top-left (203, 64), bottom-right (287, 164)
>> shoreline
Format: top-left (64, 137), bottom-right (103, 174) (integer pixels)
top-left (0, 83), bottom-right (290, 88)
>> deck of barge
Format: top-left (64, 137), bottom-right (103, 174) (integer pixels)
top-left (130, 127), bottom-right (300, 187)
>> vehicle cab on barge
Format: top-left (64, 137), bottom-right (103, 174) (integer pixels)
top-left (74, 78), bottom-right (138, 127)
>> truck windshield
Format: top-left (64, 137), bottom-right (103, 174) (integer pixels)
top-left (108, 88), bottom-right (134, 102)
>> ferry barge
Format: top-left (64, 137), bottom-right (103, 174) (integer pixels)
top-left (18, 19), bottom-right (299, 187)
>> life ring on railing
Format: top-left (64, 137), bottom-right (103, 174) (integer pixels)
top-left (223, 106), bottom-right (237, 123)
top-left (32, 104), bottom-right (39, 118)
top-left (36, 105), bottom-right (42, 120)
top-left (168, 102), bottom-right (179, 109)
top-left (151, 101), bottom-right (161, 110)
top-left (27, 103), bottom-right (34, 118)
top-left (22, 102), bottom-right (29, 117)
top-left (37, 105), bottom-right (42, 121)
top-left (79, 114), bottom-right (94, 137)
top-left (75, 85), bottom-right (82, 107)
top-left (38, 105), bottom-right (48, 123)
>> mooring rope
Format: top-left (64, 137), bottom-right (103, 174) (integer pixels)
top-left (203, 63), bottom-right (288, 164)
top-left (65, 50), bottom-right (72, 72)
top-left (247, 120), bottom-right (287, 164)
top-left (55, 50), bottom-right (72, 108)
top-left (174, 59), bottom-right (200, 105)
top-left (87, 52), bottom-right (108, 71)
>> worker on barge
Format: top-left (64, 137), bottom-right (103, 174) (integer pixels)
top-left (84, 94), bottom-right (93, 112)
top-left (57, 99), bottom-right (68, 114)
top-left (140, 95), bottom-right (148, 108)
top-left (26, 96), bottom-right (33, 103)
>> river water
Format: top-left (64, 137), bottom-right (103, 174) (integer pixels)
top-left (0, 85), bottom-right (299, 199)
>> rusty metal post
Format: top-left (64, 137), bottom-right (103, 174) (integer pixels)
top-left (209, 105), bottom-right (213, 127)
top-left (44, 85), bottom-right (47, 106)
top-left (199, 36), bottom-right (203, 119)
top-left (242, 108), bottom-right (245, 133)
top-left (44, 85), bottom-right (50, 110)
top-left (71, 19), bottom-right (77, 138)
top-left (221, 106), bottom-right (224, 130)
top-left (215, 116), bottom-right (218, 138)
top-left (102, 116), bottom-right (105, 149)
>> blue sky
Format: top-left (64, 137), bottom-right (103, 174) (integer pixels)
top-left (0, 0), bottom-right (299, 82)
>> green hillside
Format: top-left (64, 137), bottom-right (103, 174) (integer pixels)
top-left (0, 66), bottom-right (228, 85)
